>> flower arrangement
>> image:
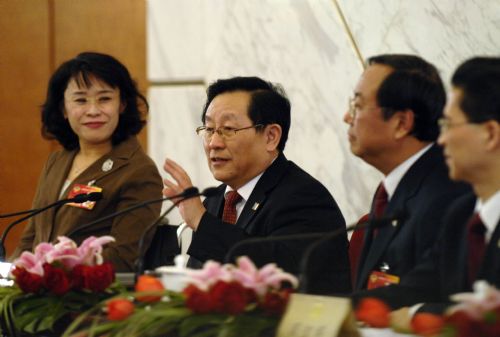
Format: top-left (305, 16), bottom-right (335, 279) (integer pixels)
top-left (64, 256), bottom-right (298, 337)
top-left (355, 281), bottom-right (500, 337)
top-left (0, 236), bottom-right (119, 336)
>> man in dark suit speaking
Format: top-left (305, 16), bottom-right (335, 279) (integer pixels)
top-left (344, 54), bottom-right (470, 290)
top-left (163, 76), bottom-right (350, 294)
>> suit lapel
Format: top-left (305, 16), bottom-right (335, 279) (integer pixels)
top-left (51, 137), bottom-right (139, 240)
top-left (40, 150), bottom-right (77, 243)
top-left (358, 145), bottom-right (442, 287)
top-left (478, 219), bottom-right (500, 284)
top-left (236, 154), bottom-right (289, 233)
top-left (204, 185), bottom-right (226, 217)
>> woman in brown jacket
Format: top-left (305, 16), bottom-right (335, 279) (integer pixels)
top-left (11, 52), bottom-right (163, 272)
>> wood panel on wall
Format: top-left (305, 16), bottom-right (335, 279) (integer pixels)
top-left (0, 0), bottom-right (146, 257)
top-left (0, 0), bottom-right (53, 257)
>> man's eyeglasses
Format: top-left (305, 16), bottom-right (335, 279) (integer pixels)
top-left (437, 118), bottom-right (471, 133)
top-left (347, 97), bottom-right (357, 120)
top-left (347, 97), bottom-right (387, 120)
top-left (195, 124), bottom-right (264, 140)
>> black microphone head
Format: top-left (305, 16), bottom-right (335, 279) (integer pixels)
top-left (181, 187), bottom-right (199, 198)
top-left (201, 187), bottom-right (219, 197)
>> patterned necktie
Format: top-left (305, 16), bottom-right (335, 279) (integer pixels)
top-left (467, 213), bottom-right (487, 286)
top-left (222, 191), bottom-right (242, 224)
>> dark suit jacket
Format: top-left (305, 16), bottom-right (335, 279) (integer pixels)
top-left (355, 145), bottom-right (471, 290)
top-left (353, 193), bottom-right (500, 312)
top-left (187, 153), bottom-right (351, 294)
top-left (11, 137), bottom-right (163, 272)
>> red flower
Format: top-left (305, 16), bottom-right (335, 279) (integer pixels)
top-left (446, 309), bottom-right (500, 337)
top-left (135, 275), bottom-right (164, 302)
top-left (43, 263), bottom-right (70, 295)
top-left (12, 267), bottom-right (43, 293)
top-left (107, 298), bottom-right (135, 321)
top-left (71, 264), bottom-right (86, 290)
top-left (411, 313), bottom-right (445, 337)
top-left (259, 289), bottom-right (291, 316)
top-left (210, 281), bottom-right (248, 315)
top-left (83, 263), bottom-right (115, 292)
top-left (355, 297), bottom-right (391, 328)
top-left (184, 284), bottom-right (214, 314)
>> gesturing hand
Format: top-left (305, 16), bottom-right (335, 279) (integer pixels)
top-left (163, 158), bottom-right (206, 231)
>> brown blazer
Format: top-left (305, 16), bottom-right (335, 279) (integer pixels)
top-left (11, 137), bottom-right (163, 272)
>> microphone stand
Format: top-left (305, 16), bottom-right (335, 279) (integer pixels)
top-left (134, 200), bottom-right (182, 282)
top-left (0, 192), bottom-right (103, 261)
top-left (223, 212), bottom-right (406, 293)
top-left (134, 187), bottom-right (219, 281)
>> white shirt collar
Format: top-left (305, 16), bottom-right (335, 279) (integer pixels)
top-left (383, 144), bottom-right (433, 200)
top-left (224, 172), bottom-right (264, 203)
top-left (475, 190), bottom-right (500, 242)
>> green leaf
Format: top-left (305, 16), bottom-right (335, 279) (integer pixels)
top-left (179, 314), bottom-right (226, 337)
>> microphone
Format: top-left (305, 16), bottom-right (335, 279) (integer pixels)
top-left (223, 211), bottom-right (407, 292)
top-left (0, 192), bottom-right (102, 218)
top-left (0, 192), bottom-right (103, 261)
top-left (134, 187), bottom-right (218, 279)
top-left (66, 187), bottom-right (201, 237)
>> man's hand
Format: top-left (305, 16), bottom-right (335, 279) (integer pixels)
top-left (163, 158), bottom-right (206, 231)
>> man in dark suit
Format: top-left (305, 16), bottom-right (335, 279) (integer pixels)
top-left (163, 77), bottom-right (350, 294)
top-left (344, 54), bottom-right (470, 290)
top-left (352, 56), bottom-right (500, 312)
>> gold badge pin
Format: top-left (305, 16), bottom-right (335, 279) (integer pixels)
top-left (252, 202), bottom-right (260, 211)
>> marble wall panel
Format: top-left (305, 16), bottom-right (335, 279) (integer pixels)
top-left (337, 0), bottom-right (500, 84)
top-left (148, 86), bottom-right (218, 224)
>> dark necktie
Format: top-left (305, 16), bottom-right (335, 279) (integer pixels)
top-left (467, 213), bottom-right (487, 286)
top-left (373, 183), bottom-right (389, 219)
top-left (222, 191), bottom-right (242, 224)
top-left (371, 183), bottom-right (388, 238)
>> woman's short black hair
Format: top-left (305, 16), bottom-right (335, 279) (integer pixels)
top-left (41, 52), bottom-right (148, 150)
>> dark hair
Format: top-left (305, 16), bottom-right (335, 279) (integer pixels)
top-left (41, 52), bottom-right (148, 150)
top-left (368, 54), bottom-right (446, 141)
top-left (451, 57), bottom-right (500, 123)
top-left (201, 76), bottom-right (291, 152)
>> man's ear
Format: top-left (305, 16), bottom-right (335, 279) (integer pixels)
top-left (393, 109), bottom-right (415, 140)
top-left (265, 124), bottom-right (282, 151)
top-left (483, 120), bottom-right (500, 151)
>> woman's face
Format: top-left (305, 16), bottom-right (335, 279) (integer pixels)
top-left (63, 75), bottom-right (124, 149)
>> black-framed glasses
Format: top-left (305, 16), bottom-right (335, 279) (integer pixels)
top-left (195, 124), bottom-right (264, 140)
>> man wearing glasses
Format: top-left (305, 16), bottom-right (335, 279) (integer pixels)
top-left (344, 54), bottom-right (469, 291)
top-left (163, 76), bottom-right (350, 294)
top-left (354, 56), bottom-right (500, 313)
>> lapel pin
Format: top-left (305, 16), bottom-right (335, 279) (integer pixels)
top-left (391, 219), bottom-right (398, 227)
top-left (497, 239), bottom-right (500, 248)
top-left (102, 159), bottom-right (113, 172)
top-left (252, 202), bottom-right (260, 211)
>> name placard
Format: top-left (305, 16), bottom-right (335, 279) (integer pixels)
top-left (277, 294), bottom-right (360, 337)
